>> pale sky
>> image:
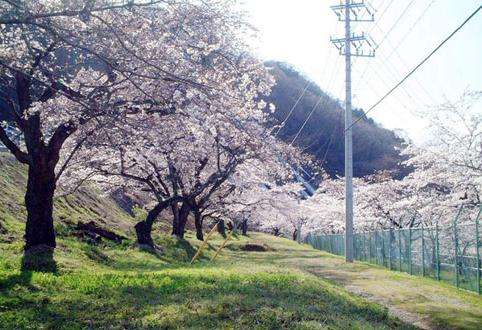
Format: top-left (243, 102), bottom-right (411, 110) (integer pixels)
top-left (241, 0), bottom-right (482, 144)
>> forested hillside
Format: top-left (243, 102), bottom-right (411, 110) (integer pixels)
top-left (265, 61), bottom-right (408, 178)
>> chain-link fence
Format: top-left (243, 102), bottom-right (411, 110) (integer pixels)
top-left (305, 206), bottom-right (482, 294)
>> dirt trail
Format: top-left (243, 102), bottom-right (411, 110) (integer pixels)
top-left (239, 239), bottom-right (482, 330)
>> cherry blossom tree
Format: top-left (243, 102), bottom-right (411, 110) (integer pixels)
top-left (400, 91), bottom-right (481, 226)
top-left (59, 25), bottom-right (282, 246)
top-left (0, 0), bottom-right (269, 252)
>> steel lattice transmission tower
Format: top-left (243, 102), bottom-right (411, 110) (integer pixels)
top-left (330, 0), bottom-right (376, 263)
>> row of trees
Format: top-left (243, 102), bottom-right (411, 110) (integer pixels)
top-left (0, 1), bottom-right (305, 253)
top-left (1, 1), bottom-right (478, 260)
top-left (250, 92), bottom-right (481, 239)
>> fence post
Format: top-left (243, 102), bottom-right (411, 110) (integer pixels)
top-left (376, 232), bottom-right (380, 265)
top-left (382, 231), bottom-right (386, 267)
top-left (388, 229), bottom-right (393, 270)
top-left (362, 233), bottom-right (366, 261)
top-left (453, 206), bottom-right (463, 289)
top-left (409, 227), bottom-right (413, 275)
top-left (378, 232), bottom-right (382, 266)
top-left (398, 229), bottom-right (402, 271)
top-left (352, 234), bottom-right (355, 259)
top-left (421, 225), bottom-right (425, 277)
top-left (368, 234), bottom-right (372, 262)
top-left (475, 205), bottom-right (481, 295)
top-left (436, 221), bottom-right (441, 281)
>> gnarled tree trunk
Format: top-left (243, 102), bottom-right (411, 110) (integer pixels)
top-left (135, 200), bottom-right (171, 247)
top-left (171, 203), bottom-right (180, 237)
top-left (217, 219), bottom-right (226, 238)
top-left (172, 202), bottom-right (190, 238)
top-left (24, 155), bottom-right (57, 250)
top-left (178, 202), bottom-right (191, 238)
top-left (0, 72), bottom-right (75, 271)
top-left (194, 209), bottom-right (203, 241)
top-left (242, 219), bottom-right (248, 236)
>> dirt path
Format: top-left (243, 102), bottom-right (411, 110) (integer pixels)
top-left (282, 248), bottom-right (482, 329)
top-left (232, 236), bottom-right (482, 330)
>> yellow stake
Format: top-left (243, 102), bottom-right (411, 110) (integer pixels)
top-left (211, 230), bottom-right (234, 262)
top-left (190, 223), bottom-right (219, 264)
top-left (211, 221), bottom-right (238, 262)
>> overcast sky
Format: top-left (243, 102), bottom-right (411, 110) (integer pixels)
top-left (241, 0), bottom-right (482, 144)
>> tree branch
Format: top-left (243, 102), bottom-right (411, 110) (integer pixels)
top-left (0, 125), bottom-right (29, 164)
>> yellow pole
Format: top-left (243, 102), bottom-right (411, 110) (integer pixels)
top-left (190, 223), bottom-right (219, 264)
top-left (211, 230), bottom-right (234, 262)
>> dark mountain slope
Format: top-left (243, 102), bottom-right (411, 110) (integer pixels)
top-left (265, 61), bottom-right (407, 178)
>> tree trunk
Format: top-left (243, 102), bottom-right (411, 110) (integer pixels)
top-left (177, 202), bottom-right (190, 238)
top-left (292, 229), bottom-right (298, 241)
top-left (194, 210), bottom-right (203, 241)
top-left (172, 202), bottom-right (190, 238)
top-left (135, 201), bottom-right (169, 247)
top-left (24, 158), bottom-right (56, 250)
top-left (242, 219), bottom-right (248, 236)
top-left (171, 203), bottom-right (180, 236)
top-left (217, 219), bottom-right (226, 238)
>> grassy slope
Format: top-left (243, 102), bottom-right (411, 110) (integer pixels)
top-left (0, 152), bottom-right (408, 329)
top-left (0, 153), bottom-right (136, 241)
top-left (0, 233), bottom-right (412, 330)
top-left (0, 152), bottom-right (480, 329)
top-left (289, 250), bottom-right (482, 329)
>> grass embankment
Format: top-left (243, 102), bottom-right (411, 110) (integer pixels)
top-left (1, 152), bottom-right (480, 329)
top-left (0, 233), bottom-right (411, 329)
top-left (0, 152), bottom-right (407, 329)
top-left (286, 248), bottom-right (482, 329)
top-left (0, 153), bottom-right (135, 242)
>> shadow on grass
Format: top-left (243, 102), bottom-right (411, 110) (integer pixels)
top-left (0, 270), bottom-right (414, 329)
top-left (82, 244), bottom-right (113, 266)
top-left (0, 270), bottom-right (34, 291)
top-left (176, 238), bottom-right (197, 259)
top-left (21, 247), bottom-right (58, 274)
top-left (90, 238), bottom-right (200, 272)
top-left (0, 248), bottom-right (57, 291)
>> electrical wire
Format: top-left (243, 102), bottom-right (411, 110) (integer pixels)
top-left (274, 81), bottom-right (311, 137)
top-left (290, 95), bottom-right (323, 146)
top-left (347, 5), bottom-right (482, 131)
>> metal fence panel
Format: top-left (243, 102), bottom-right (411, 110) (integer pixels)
top-left (305, 206), bottom-right (482, 295)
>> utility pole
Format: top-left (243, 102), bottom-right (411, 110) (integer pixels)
top-left (330, 0), bottom-right (376, 262)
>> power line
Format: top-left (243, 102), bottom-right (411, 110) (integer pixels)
top-left (275, 81), bottom-right (311, 137)
top-left (385, 0), bottom-right (437, 63)
top-left (320, 109), bottom-right (342, 165)
top-left (290, 95), bottom-right (323, 146)
top-left (375, 0), bottom-right (417, 50)
top-left (358, 1), bottom-right (439, 106)
top-left (376, 0), bottom-right (395, 24)
top-left (347, 5), bottom-right (482, 131)
top-left (288, 51), bottom-right (342, 147)
top-left (358, 0), bottom-right (417, 79)
top-left (275, 41), bottom-right (336, 138)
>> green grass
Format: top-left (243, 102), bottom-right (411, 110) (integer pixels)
top-left (0, 233), bottom-right (412, 329)
top-left (282, 245), bottom-right (482, 329)
top-left (1, 151), bottom-right (480, 329)
top-left (0, 153), bottom-right (136, 242)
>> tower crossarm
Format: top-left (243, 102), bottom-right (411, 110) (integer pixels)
top-left (331, 0), bottom-right (375, 22)
top-left (330, 33), bottom-right (377, 57)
